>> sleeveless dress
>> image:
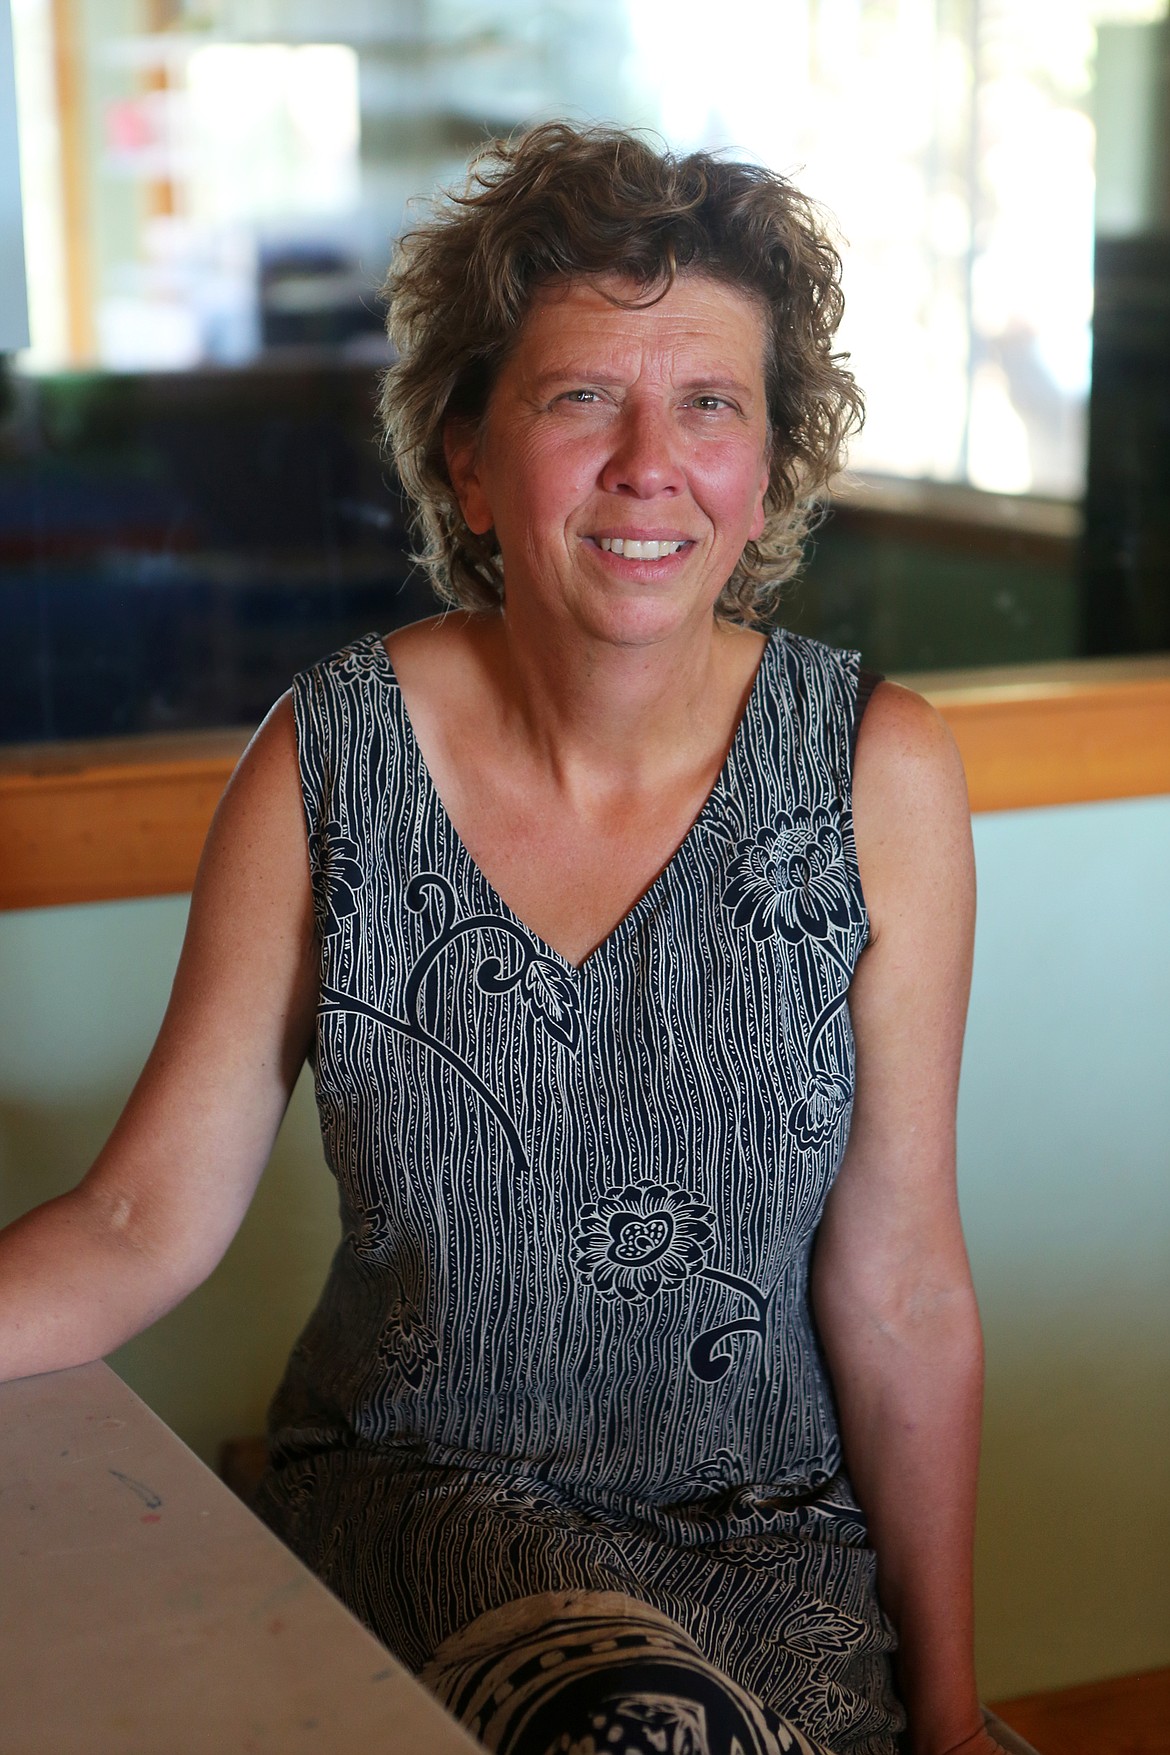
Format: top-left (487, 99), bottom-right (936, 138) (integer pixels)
top-left (255, 628), bottom-right (903, 1755)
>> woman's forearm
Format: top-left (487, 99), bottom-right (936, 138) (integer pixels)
top-left (821, 1272), bottom-right (985, 1755)
top-left (0, 1184), bottom-right (190, 1383)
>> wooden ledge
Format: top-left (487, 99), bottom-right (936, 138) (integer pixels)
top-left (0, 728), bottom-right (250, 911)
top-left (989, 1666), bottom-right (1170, 1755)
top-left (1, 659), bottom-right (1169, 912)
top-left (903, 654), bottom-right (1170, 814)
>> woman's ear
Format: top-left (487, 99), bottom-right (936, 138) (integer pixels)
top-left (443, 419), bottom-right (493, 536)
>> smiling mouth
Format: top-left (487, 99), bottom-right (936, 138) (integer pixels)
top-left (595, 536), bottom-right (689, 560)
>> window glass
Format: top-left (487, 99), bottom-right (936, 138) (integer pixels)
top-left (2, 0), bottom-right (1168, 742)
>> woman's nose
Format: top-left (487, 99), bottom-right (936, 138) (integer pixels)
top-left (598, 403), bottom-right (684, 497)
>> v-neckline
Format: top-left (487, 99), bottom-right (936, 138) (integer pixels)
top-left (371, 631), bottom-right (776, 975)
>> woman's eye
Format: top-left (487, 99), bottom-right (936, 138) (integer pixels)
top-left (690, 394), bottom-right (731, 411)
top-left (558, 389), bottom-right (600, 405)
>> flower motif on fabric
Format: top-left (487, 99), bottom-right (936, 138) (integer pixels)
top-left (308, 820), bottom-right (364, 936)
top-left (522, 957), bottom-right (581, 1050)
top-left (789, 1678), bottom-right (854, 1745)
top-left (661, 1450), bottom-right (766, 1517)
top-left (670, 1447), bottom-right (749, 1497)
top-left (328, 639), bottom-right (394, 689)
top-left (345, 1200), bottom-right (391, 1260)
top-left (789, 1070), bottom-right (852, 1149)
top-left (377, 1298), bottom-right (439, 1389)
top-left (721, 807), bottom-right (860, 943)
top-left (572, 1179), bottom-right (775, 1389)
top-left (319, 873), bottom-right (583, 1198)
top-left (571, 1180), bottom-right (716, 1303)
top-left (283, 1469), bottom-right (317, 1515)
top-left (482, 1478), bottom-right (594, 1535)
top-left (712, 1534), bottom-right (803, 1576)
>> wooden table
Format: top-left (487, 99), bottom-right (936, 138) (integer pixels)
top-left (990, 1669), bottom-right (1170, 1755)
top-left (0, 1361), bottom-right (481, 1754)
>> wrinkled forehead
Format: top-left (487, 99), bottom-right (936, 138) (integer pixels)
top-left (502, 270), bottom-right (773, 386)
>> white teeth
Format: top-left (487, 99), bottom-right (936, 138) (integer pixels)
top-left (598, 537), bottom-right (685, 559)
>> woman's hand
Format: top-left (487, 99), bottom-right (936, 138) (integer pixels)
top-left (0, 694), bottom-right (318, 1383)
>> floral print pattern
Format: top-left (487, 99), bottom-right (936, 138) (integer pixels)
top-left (328, 641), bottom-right (395, 689)
top-left (479, 1477), bottom-right (594, 1533)
top-left (777, 1603), bottom-right (868, 1661)
top-left (308, 820), bottom-right (364, 936)
top-left (572, 1180), bottom-right (716, 1303)
top-left (721, 808), bottom-right (860, 943)
top-left (275, 632), bottom-right (900, 1755)
top-left (378, 1298), bottom-right (439, 1389)
top-left (789, 1678), bottom-right (854, 1747)
top-left (345, 1199), bottom-right (392, 1260)
top-left (789, 1070), bottom-right (853, 1148)
top-left (665, 1448), bottom-right (750, 1501)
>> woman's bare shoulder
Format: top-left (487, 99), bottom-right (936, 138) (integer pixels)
top-left (384, 610), bottom-right (494, 679)
top-left (851, 680), bottom-right (973, 944)
top-left (207, 689), bottom-right (304, 862)
top-left (384, 610), bottom-right (504, 734)
top-left (854, 680), bottom-right (969, 827)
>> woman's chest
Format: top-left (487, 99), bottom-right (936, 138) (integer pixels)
top-left (441, 779), bottom-right (718, 968)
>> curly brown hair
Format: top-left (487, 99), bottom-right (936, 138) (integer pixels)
top-left (379, 121), bottom-right (863, 625)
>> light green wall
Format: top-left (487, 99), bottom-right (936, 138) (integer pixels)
top-left (959, 795), bottom-right (1170, 1697)
top-left (2, 793), bottom-right (1167, 1700)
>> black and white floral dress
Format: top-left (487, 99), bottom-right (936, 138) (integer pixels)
top-left (255, 629), bottom-right (902, 1755)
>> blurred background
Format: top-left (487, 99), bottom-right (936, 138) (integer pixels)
top-left (1, 0), bottom-right (1168, 739)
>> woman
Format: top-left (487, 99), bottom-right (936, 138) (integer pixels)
top-left (0, 125), bottom-right (991, 1755)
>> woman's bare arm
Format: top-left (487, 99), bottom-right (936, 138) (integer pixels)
top-left (812, 682), bottom-right (991, 1755)
top-left (0, 694), bottom-right (317, 1383)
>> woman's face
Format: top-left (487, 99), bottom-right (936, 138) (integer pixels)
top-left (445, 273), bottom-right (772, 650)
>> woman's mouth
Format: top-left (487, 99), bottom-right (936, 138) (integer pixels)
top-left (595, 537), bottom-right (689, 559)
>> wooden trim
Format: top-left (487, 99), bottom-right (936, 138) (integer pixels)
top-left (1, 662), bottom-right (1169, 912)
top-left (0, 729), bottom-right (248, 911)
top-left (909, 655), bottom-right (1170, 814)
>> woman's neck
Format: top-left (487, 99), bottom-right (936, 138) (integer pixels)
top-left (482, 606), bottom-right (765, 796)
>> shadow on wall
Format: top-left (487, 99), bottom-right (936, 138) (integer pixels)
top-left (978, 1320), bottom-right (1170, 1694)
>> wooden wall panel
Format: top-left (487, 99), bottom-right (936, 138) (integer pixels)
top-left (1, 663), bottom-right (1168, 912)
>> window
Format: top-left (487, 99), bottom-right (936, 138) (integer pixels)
top-left (2, 0), bottom-right (1168, 741)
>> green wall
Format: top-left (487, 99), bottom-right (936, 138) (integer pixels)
top-left (1, 793), bottom-right (1167, 1700)
top-left (960, 796), bottom-right (1170, 1696)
